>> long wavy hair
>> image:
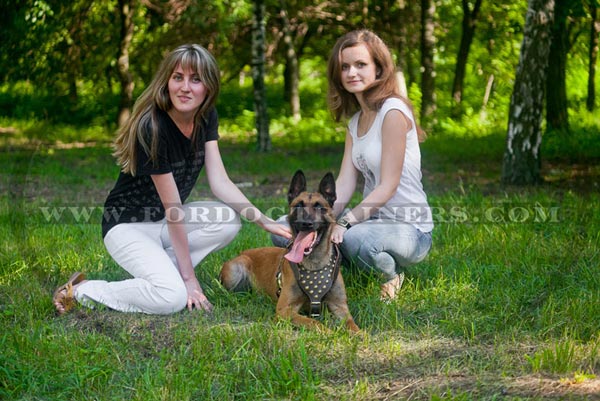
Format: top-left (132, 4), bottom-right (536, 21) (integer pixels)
top-left (113, 44), bottom-right (221, 175)
top-left (327, 30), bottom-right (426, 141)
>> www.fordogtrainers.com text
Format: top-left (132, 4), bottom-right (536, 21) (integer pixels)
top-left (33, 203), bottom-right (561, 225)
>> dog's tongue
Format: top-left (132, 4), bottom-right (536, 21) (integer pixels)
top-left (284, 231), bottom-right (316, 263)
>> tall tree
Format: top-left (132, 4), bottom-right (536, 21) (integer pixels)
top-left (545, 0), bottom-right (570, 133)
top-left (451, 0), bottom-right (483, 116)
top-left (65, 3), bottom-right (94, 101)
top-left (396, 1), bottom-right (421, 92)
top-left (116, 0), bottom-right (135, 127)
top-left (0, 0), bottom-right (122, 123)
top-left (275, 1), bottom-right (343, 121)
top-left (420, 0), bottom-right (436, 125)
top-left (587, 1), bottom-right (599, 112)
top-left (279, 0), bottom-right (300, 122)
top-left (252, 0), bottom-right (271, 151)
top-left (502, 0), bottom-right (555, 185)
top-left (394, 1), bottom-right (410, 96)
top-left (371, 0), bottom-right (417, 96)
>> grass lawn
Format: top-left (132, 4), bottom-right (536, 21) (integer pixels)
top-left (1, 127), bottom-right (599, 400)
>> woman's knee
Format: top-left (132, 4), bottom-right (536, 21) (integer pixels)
top-left (340, 226), bottom-right (364, 255)
top-left (221, 211), bottom-right (242, 243)
top-left (342, 246), bottom-right (399, 281)
top-left (152, 282), bottom-right (188, 314)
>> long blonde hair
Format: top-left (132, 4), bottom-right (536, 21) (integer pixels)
top-left (326, 30), bottom-right (426, 142)
top-left (113, 44), bottom-right (221, 175)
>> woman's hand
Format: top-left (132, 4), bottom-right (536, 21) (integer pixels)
top-left (259, 217), bottom-right (293, 240)
top-left (183, 277), bottom-right (213, 313)
top-left (331, 224), bottom-right (347, 244)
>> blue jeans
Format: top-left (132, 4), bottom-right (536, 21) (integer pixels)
top-left (271, 216), bottom-right (432, 282)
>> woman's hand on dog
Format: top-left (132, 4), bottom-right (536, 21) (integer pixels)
top-left (331, 225), bottom-right (347, 244)
top-left (259, 217), bottom-right (293, 240)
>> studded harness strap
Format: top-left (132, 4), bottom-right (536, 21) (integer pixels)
top-left (283, 245), bottom-right (341, 318)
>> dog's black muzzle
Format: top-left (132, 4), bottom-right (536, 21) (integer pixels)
top-left (290, 207), bottom-right (330, 233)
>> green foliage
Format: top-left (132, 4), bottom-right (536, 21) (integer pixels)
top-left (1, 0), bottom-right (597, 148)
top-left (544, 117), bottom-right (600, 161)
top-left (216, 59), bottom-right (340, 147)
top-left (0, 82), bottom-right (119, 133)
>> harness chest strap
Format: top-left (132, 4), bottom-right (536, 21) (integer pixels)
top-left (287, 245), bottom-right (341, 318)
top-left (275, 253), bottom-right (285, 298)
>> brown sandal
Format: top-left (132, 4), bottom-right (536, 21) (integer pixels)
top-left (380, 272), bottom-right (405, 301)
top-left (53, 272), bottom-right (86, 315)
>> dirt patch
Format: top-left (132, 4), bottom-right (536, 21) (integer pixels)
top-left (373, 374), bottom-right (600, 400)
top-left (422, 160), bottom-right (600, 197)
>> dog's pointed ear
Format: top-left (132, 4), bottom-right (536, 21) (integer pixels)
top-left (288, 170), bottom-right (307, 204)
top-left (318, 172), bottom-right (337, 207)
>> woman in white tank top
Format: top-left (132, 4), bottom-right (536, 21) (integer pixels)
top-left (326, 29), bottom-right (433, 300)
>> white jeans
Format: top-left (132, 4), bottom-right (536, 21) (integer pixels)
top-left (75, 201), bottom-right (241, 314)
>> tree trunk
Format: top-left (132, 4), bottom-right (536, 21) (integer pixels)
top-left (395, 1), bottom-right (409, 95)
top-left (396, 71), bottom-right (408, 98)
top-left (587, 3), bottom-right (599, 112)
top-left (280, 1), bottom-right (300, 122)
top-left (252, 0), bottom-right (271, 152)
top-left (407, 3), bottom-right (420, 88)
top-left (65, 4), bottom-right (93, 103)
top-left (451, 0), bottom-right (483, 117)
top-left (420, 0), bottom-right (436, 126)
top-left (479, 74), bottom-right (494, 121)
top-left (68, 75), bottom-right (78, 102)
top-left (502, 0), bottom-right (555, 185)
top-left (117, 0), bottom-right (135, 128)
top-left (545, 0), bottom-right (569, 133)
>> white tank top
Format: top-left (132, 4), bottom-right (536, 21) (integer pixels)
top-left (348, 97), bottom-right (433, 233)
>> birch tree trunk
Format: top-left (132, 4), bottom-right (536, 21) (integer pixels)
top-left (252, 0), bottom-right (271, 151)
top-left (117, 0), bottom-right (135, 128)
top-left (502, 0), bottom-right (555, 185)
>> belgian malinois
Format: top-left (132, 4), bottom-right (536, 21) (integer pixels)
top-left (220, 170), bottom-right (359, 332)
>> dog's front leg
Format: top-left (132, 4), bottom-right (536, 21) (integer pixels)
top-left (276, 290), bottom-right (328, 332)
top-left (325, 275), bottom-right (360, 333)
top-left (276, 303), bottom-right (326, 331)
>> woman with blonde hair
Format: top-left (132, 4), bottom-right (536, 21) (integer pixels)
top-left (327, 30), bottom-right (433, 300)
top-left (54, 44), bottom-right (290, 315)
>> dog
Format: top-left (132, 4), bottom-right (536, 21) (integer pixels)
top-left (220, 170), bottom-right (359, 332)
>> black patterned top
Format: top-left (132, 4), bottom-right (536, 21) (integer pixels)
top-left (101, 107), bottom-right (219, 238)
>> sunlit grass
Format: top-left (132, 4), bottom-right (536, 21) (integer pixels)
top-left (1, 103), bottom-right (599, 399)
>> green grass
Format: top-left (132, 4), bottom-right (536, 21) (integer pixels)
top-left (1, 120), bottom-right (599, 400)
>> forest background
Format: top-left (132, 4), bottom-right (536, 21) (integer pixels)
top-left (1, 0), bottom-right (599, 400)
top-left (2, 0), bottom-right (599, 176)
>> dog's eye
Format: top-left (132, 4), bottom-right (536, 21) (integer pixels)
top-left (314, 203), bottom-right (324, 210)
top-left (294, 201), bottom-right (305, 209)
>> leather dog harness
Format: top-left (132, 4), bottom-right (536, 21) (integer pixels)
top-left (276, 244), bottom-right (341, 318)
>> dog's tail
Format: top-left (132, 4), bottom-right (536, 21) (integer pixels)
top-left (219, 255), bottom-right (252, 292)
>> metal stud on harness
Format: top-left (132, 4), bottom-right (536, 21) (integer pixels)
top-left (287, 245), bottom-right (341, 318)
